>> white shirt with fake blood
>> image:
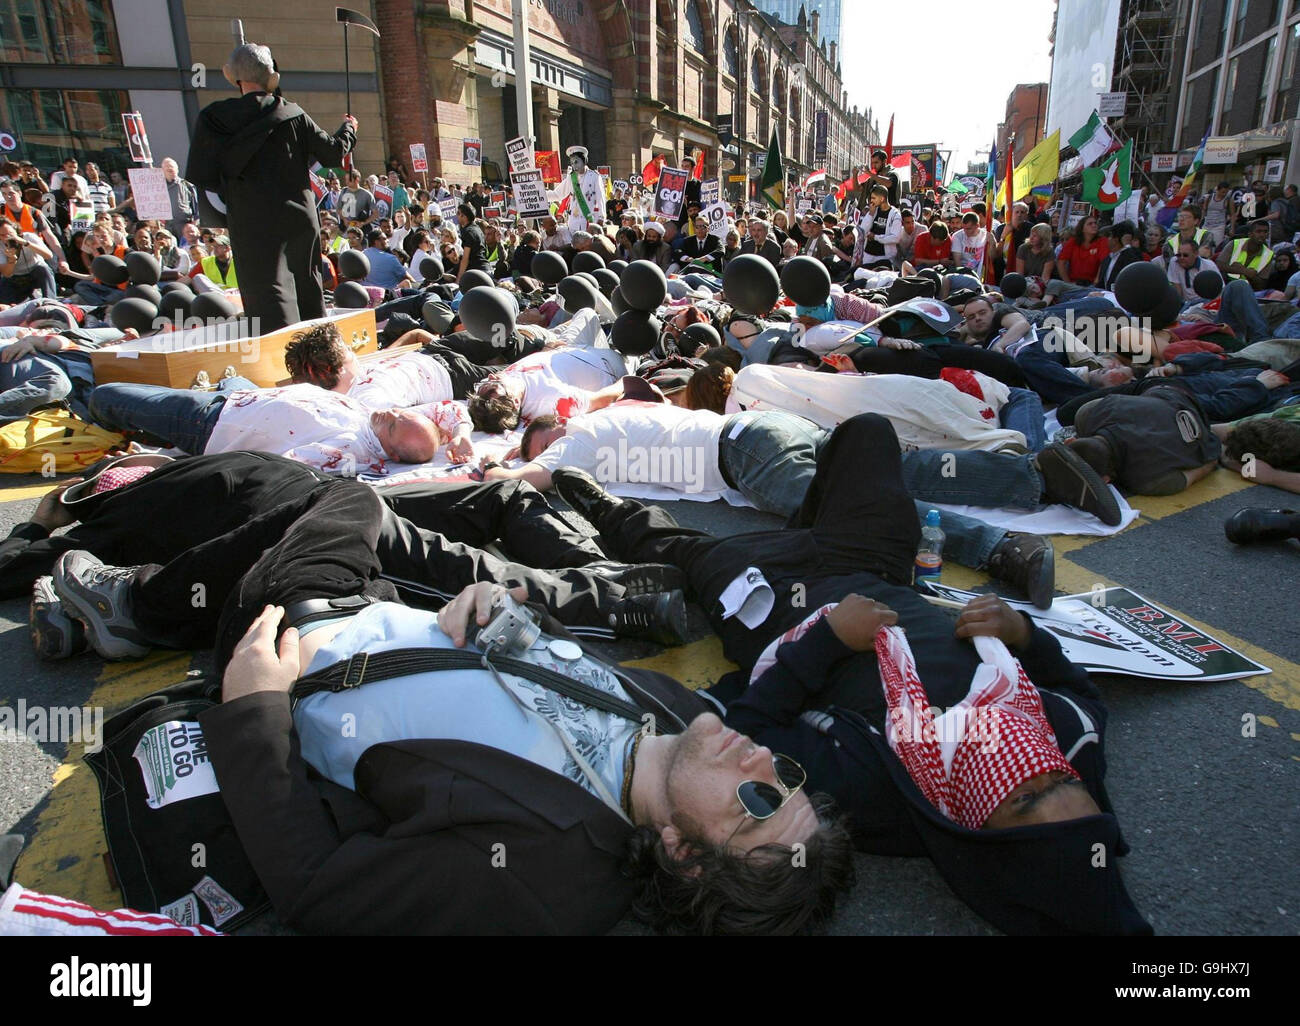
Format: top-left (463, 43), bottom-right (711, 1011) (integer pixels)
top-left (506, 347), bottom-right (627, 393)
top-left (349, 351), bottom-right (454, 409)
top-left (204, 384), bottom-right (390, 475)
top-left (496, 366), bottom-right (591, 423)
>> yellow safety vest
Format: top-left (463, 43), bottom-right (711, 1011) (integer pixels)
top-left (1226, 239), bottom-right (1273, 280)
top-left (201, 254), bottom-right (238, 288)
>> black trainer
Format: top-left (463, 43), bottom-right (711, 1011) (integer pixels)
top-left (610, 590), bottom-right (689, 647)
top-left (986, 534), bottom-right (1056, 610)
top-left (1034, 442), bottom-right (1122, 526)
top-left (1224, 508), bottom-right (1300, 545)
top-left (553, 467), bottom-right (623, 529)
top-left (582, 561), bottom-right (686, 598)
top-left (30, 576), bottom-right (88, 660)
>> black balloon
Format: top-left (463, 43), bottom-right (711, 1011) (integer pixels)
top-left (611, 286), bottom-right (631, 315)
top-left (532, 250), bottom-right (568, 285)
top-left (724, 253), bottom-right (781, 315)
top-left (591, 268), bottom-right (621, 296)
top-left (459, 286), bottom-right (517, 343)
top-left (109, 297), bottom-right (158, 334)
top-left (158, 280), bottom-right (193, 296)
top-left (1149, 284), bottom-right (1184, 329)
top-left (1000, 272), bottom-right (1028, 299)
top-left (158, 289), bottom-right (193, 320)
top-left (610, 310), bottom-right (662, 356)
top-left (608, 259), bottom-right (629, 275)
top-left (417, 255), bottom-right (444, 281)
top-left (779, 256), bottom-right (831, 307)
top-left (558, 276), bottom-right (600, 312)
top-left (91, 254), bottom-right (129, 286)
top-left (190, 292), bottom-right (239, 323)
top-left (333, 281), bottom-right (371, 309)
top-left (620, 260), bottom-right (668, 312)
top-left (573, 250), bottom-right (605, 273)
top-left (337, 249), bottom-right (370, 281)
top-left (1114, 260), bottom-right (1169, 314)
top-left (681, 322), bottom-right (722, 353)
top-left (124, 250), bottom-right (161, 286)
top-left (1193, 269), bottom-right (1224, 300)
top-left (459, 269), bottom-right (495, 294)
top-left (122, 283), bottom-right (162, 307)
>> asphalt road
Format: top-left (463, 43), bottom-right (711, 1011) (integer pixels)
top-left (1, 471), bottom-right (1297, 936)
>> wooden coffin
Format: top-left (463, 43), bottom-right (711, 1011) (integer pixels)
top-left (88, 309), bottom-right (378, 389)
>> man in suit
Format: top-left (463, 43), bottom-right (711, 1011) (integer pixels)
top-left (739, 218), bottom-right (782, 268)
top-left (44, 479), bottom-right (854, 935)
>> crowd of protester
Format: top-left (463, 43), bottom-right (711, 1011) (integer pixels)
top-left (3, 48), bottom-right (1299, 937)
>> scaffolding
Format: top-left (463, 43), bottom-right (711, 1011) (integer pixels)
top-left (1112, 0), bottom-right (1186, 165)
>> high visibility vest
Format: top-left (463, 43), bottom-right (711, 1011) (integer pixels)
top-left (2, 204), bottom-right (37, 234)
top-left (1227, 239), bottom-right (1273, 279)
top-left (201, 254), bottom-right (238, 287)
top-left (1165, 227), bottom-right (1208, 256)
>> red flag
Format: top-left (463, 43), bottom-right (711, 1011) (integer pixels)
top-left (1003, 140), bottom-right (1017, 276)
top-left (643, 155), bottom-right (664, 187)
top-left (691, 149), bottom-right (705, 181)
top-left (884, 115), bottom-right (894, 165)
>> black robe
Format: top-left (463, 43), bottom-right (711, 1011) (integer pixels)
top-left (185, 92), bottom-right (355, 332)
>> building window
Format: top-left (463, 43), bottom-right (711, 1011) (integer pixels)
top-left (686, 0), bottom-right (707, 51)
top-left (1277, 22), bottom-right (1300, 119)
top-left (1233, 0), bottom-right (1250, 47)
top-left (1257, 33), bottom-right (1278, 122)
top-left (0, 0), bottom-right (122, 64)
top-left (1222, 55), bottom-right (1241, 124)
top-left (0, 88), bottom-right (132, 173)
top-left (724, 29), bottom-right (739, 78)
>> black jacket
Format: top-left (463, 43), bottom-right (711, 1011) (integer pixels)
top-left (719, 614), bottom-right (1152, 936)
top-left (200, 638), bottom-right (710, 934)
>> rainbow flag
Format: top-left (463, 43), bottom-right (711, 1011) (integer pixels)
top-left (1157, 129), bottom-right (1210, 229)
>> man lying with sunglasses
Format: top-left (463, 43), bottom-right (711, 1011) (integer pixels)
top-left (49, 481), bottom-right (855, 935)
top-left (549, 412), bottom-right (1151, 934)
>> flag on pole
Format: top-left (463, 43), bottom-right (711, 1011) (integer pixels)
top-left (643, 154), bottom-right (664, 188)
top-left (1157, 129), bottom-right (1210, 228)
top-left (1003, 139), bottom-right (1017, 273)
top-left (803, 169), bottom-right (828, 191)
top-left (761, 129), bottom-right (785, 211)
top-left (884, 114), bottom-right (894, 164)
top-left (1003, 130), bottom-right (1061, 204)
top-left (1082, 138), bottom-right (1134, 211)
top-left (985, 140), bottom-right (998, 285)
top-left (1068, 111), bottom-right (1118, 168)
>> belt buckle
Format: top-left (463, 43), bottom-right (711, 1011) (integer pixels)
top-left (339, 651), bottom-right (369, 690)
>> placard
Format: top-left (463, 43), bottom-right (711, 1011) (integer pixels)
top-left (702, 201), bottom-right (730, 240)
top-left (484, 206), bottom-right (502, 220)
top-left (535, 151), bottom-right (562, 184)
top-left (505, 136), bottom-right (534, 173)
top-left (701, 178), bottom-right (721, 206)
top-left (409, 142), bottom-right (428, 173)
top-left (921, 583), bottom-right (1270, 683)
top-left (373, 184), bottom-right (393, 218)
top-left (1204, 138), bottom-right (1241, 165)
top-left (490, 190), bottom-right (507, 207)
top-left (628, 173), bottom-right (645, 188)
top-left (70, 198), bottom-right (95, 232)
top-left (122, 111), bottom-right (152, 165)
top-left (1098, 91), bottom-right (1128, 117)
top-left (510, 169), bottom-right (551, 219)
top-left (1264, 157), bottom-right (1285, 184)
top-left (438, 197), bottom-right (459, 221)
top-left (127, 167), bottom-right (171, 220)
top-left (463, 139), bottom-right (482, 166)
top-left (1151, 154), bottom-right (1178, 174)
top-left (654, 167), bottom-right (691, 219)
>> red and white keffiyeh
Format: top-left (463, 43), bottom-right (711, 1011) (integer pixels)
top-left (875, 625), bottom-right (1077, 829)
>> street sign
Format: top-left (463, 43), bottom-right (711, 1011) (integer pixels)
top-left (1098, 92), bottom-right (1128, 117)
top-left (1204, 138), bottom-right (1240, 164)
top-left (717, 114), bottom-right (734, 147)
top-left (1151, 154), bottom-right (1178, 173)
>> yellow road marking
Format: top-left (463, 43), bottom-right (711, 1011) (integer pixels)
top-left (0, 482), bottom-right (59, 503)
top-left (16, 653), bottom-right (192, 906)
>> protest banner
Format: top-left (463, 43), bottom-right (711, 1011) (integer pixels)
top-left (409, 143), bottom-right (428, 173)
top-left (654, 167), bottom-right (690, 220)
top-left (122, 112), bottom-right (152, 165)
top-left (920, 583), bottom-right (1271, 682)
top-left (505, 136), bottom-right (534, 173)
top-left (510, 169), bottom-right (550, 219)
top-left (373, 184), bottom-right (393, 218)
top-left (438, 197), bottom-right (458, 220)
top-left (127, 167), bottom-right (171, 220)
top-left (702, 201), bottom-right (730, 240)
top-left (701, 178), bottom-right (721, 206)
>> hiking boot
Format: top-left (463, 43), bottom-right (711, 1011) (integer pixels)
top-left (582, 560), bottom-right (686, 598)
top-left (1224, 508), bottom-right (1300, 545)
top-left (609, 590), bottom-right (689, 647)
top-left (30, 576), bottom-right (87, 660)
top-left (553, 467), bottom-right (623, 529)
top-left (52, 551), bottom-right (154, 660)
top-left (1034, 442), bottom-right (1122, 526)
top-left (987, 534), bottom-right (1056, 610)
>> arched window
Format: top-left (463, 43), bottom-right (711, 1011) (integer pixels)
top-left (751, 51), bottom-right (765, 94)
top-left (724, 28), bottom-right (739, 77)
top-left (686, 0), bottom-right (707, 51)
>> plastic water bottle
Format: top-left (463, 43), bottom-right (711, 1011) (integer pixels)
top-left (914, 510), bottom-right (945, 587)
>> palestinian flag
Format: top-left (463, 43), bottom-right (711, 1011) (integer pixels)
top-left (1082, 139), bottom-right (1133, 211)
top-left (761, 129), bottom-right (785, 211)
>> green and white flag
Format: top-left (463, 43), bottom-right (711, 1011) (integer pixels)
top-left (1082, 139), bottom-right (1133, 211)
top-left (1069, 111), bottom-right (1116, 168)
top-left (760, 129), bottom-right (785, 211)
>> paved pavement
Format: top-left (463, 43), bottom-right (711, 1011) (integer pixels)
top-left (1, 468), bottom-right (1297, 935)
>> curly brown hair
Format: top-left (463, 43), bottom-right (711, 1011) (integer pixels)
top-left (1225, 417), bottom-right (1300, 472)
top-left (686, 363), bottom-right (736, 414)
top-left (284, 323), bottom-right (348, 390)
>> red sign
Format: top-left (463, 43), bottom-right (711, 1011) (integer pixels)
top-left (122, 112), bottom-right (152, 165)
top-left (409, 143), bottom-right (428, 173)
top-left (654, 167), bottom-right (690, 219)
top-left (535, 151), bottom-right (562, 184)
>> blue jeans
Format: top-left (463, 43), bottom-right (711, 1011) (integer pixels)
top-left (1000, 387), bottom-right (1047, 451)
top-left (1216, 279), bottom-right (1274, 344)
top-left (0, 263), bottom-right (58, 304)
top-left (718, 411), bottom-right (1011, 569)
top-left (1014, 337), bottom-right (1095, 405)
top-left (0, 352), bottom-right (73, 422)
top-left (88, 376), bottom-right (257, 454)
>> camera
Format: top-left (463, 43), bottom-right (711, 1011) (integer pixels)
top-left (467, 592), bottom-right (541, 657)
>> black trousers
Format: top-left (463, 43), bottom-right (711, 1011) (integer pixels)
top-left (597, 414), bottom-right (921, 668)
top-left (417, 342), bottom-right (495, 398)
top-left (840, 343), bottom-right (1027, 389)
top-left (229, 199), bottom-right (325, 333)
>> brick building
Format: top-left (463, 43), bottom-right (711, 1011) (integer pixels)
top-left (996, 83), bottom-right (1048, 165)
